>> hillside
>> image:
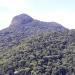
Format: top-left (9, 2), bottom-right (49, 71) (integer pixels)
top-left (0, 14), bottom-right (75, 75)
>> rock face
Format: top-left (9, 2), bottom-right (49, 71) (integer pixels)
top-left (9, 13), bottom-right (67, 31)
top-left (11, 14), bottom-right (33, 26)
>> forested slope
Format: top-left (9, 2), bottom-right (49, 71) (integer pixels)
top-left (0, 14), bottom-right (75, 75)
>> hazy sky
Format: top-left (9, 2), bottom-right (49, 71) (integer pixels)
top-left (0, 0), bottom-right (75, 30)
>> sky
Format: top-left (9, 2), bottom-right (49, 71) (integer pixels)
top-left (0, 0), bottom-right (75, 30)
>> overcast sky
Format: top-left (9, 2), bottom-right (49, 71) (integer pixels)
top-left (0, 0), bottom-right (75, 30)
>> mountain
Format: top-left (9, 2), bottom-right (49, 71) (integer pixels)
top-left (0, 14), bottom-right (68, 53)
top-left (0, 14), bottom-right (75, 75)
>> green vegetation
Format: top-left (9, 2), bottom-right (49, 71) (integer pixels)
top-left (0, 30), bottom-right (75, 75)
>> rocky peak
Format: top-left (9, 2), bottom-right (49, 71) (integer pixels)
top-left (11, 14), bottom-right (33, 26)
